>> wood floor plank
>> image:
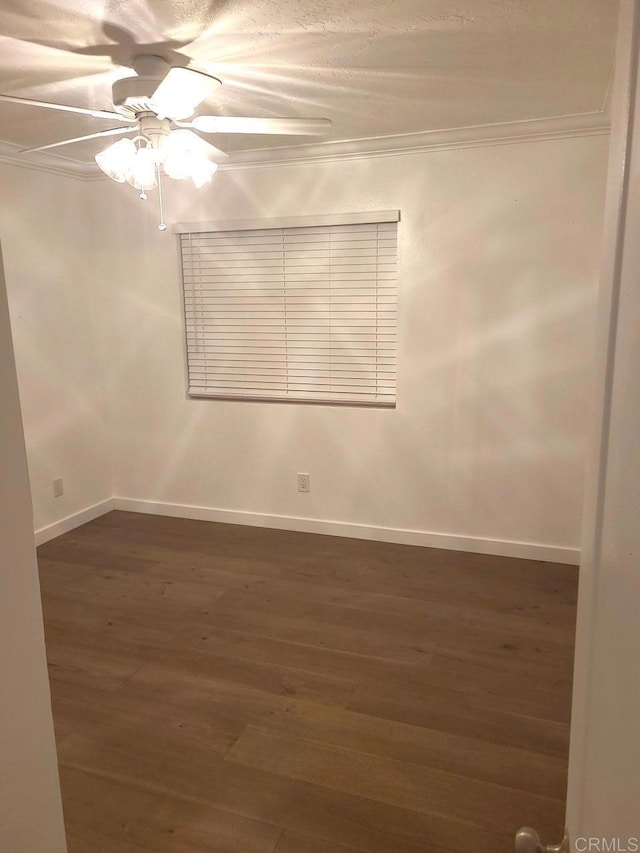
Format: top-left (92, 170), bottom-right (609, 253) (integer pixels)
top-left (272, 830), bottom-right (390, 853)
top-left (39, 562), bottom-right (229, 610)
top-left (200, 574), bottom-right (577, 647)
top-left (60, 765), bottom-right (282, 853)
top-left (206, 588), bottom-right (436, 665)
top-left (205, 583), bottom-right (574, 682)
top-left (43, 619), bottom-right (360, 708)
top-left (37, 511), bottom-right (577, 853)
top-left (349, 651), bottom-right (573, 725)
top-left (227, 725), bottom-right (565, 837)
top-left (39, 538), bottom-right (158, 573)
top-left (348, 681), bottom-right (570, 757)
top-left (41, 588), bottom-right (224, 635)
top-left (247, 700), bottom-right (568, 798)
top-left (45, 636), bottom-right (145, 695)
top-left (99, 662), bottom-right (348, 740)
top-left (160, 623), bottom-right (426, 684)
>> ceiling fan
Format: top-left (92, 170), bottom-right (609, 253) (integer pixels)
top-left (0, 55), bottom-right (333, 226)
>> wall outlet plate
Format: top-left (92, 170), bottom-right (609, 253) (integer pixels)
top-left (52, 478), bottom-right (64, 498)
top-left (297, 473), bottom-right (310, 493)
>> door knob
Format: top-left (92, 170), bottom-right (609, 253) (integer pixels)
top-left (515, 827), bottom-right (570, 853)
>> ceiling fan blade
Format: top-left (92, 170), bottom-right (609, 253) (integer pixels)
top-left (191, 116), bottom-right (333, 136)
top-left (150, 67), bottom-right (222, 121)
top-left (20, 126), bottom-right (138, 154)
top-left (166, 129), bottom-right (228, 161)
top-left (0, 93), bottom-right (134, 122)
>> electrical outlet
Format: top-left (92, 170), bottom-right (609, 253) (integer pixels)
top-left (297, 473), bottom-right (310, 493)
top-left (52, 478), bottom-right (64, 498)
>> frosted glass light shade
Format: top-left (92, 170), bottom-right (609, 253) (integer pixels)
top-left (125, 148), bottom-right (158, 191)
top-left (162, 130), bottom-right (196, 179)
top-left (95, 138), bottom-right (136, 182)
top-left (163, 149), bottom-right (193, 180)
top-left (190, 157), bottom-right (218, 188)
top-left (162, 130), bottom-right (218, 187)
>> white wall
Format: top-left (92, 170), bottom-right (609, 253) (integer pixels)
top-left (0, 162), bottom-right (112, 536)
top-left (90, 133), bottom-right (608, 558)
top-left (0, 240), bottom-right (67, 853)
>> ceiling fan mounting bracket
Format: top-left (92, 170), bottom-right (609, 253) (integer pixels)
top-left (132, 55), bottom-right (170, 78)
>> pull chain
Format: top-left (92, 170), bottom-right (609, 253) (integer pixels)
top-left (157, 165), bottom-right (167, 231)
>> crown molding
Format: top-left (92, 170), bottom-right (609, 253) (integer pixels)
top-left (0, 111), bottom-right (611, 181)
top-left (218, 111), bottom-right (611, 171)
top-left (0, 139), bottom-right (98, 180)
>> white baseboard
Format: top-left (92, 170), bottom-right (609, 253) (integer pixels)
top-left (33, 494), bottom-right (580, 564)
top-left (34, 498), bottom-right (115, 546)
top-left (112, 497), bottom-right (580, 565)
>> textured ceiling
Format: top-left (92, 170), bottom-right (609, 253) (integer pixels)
top-left (0, 0), bottom-right (619, 164)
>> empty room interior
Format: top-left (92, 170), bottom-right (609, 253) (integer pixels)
top-left (0, 1), bottom-right (626, 852)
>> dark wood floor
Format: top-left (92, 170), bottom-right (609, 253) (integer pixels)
top-left (37, 511), bottom-right (578, 853)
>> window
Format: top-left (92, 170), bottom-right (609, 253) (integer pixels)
top-left (178, 212), bottom-right (398, 406)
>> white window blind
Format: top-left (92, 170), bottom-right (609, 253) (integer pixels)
top-left (180, 218), bottom-right (398, 406)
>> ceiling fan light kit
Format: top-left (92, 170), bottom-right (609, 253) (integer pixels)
top-left (94, 115), bottom-right (220, 228)
top-left (95, 117), bottom-right (218, 188)
top-left (1, 53), bottom-right (333, 231)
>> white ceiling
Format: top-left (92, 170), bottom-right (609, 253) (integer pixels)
top-left (0, 0), bottom-right (619, 165)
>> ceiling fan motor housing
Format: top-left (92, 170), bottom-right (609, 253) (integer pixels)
top-left (112, 76), bottom-right (164, 119)
top-left (112, 55), bottom-right (173, 118)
